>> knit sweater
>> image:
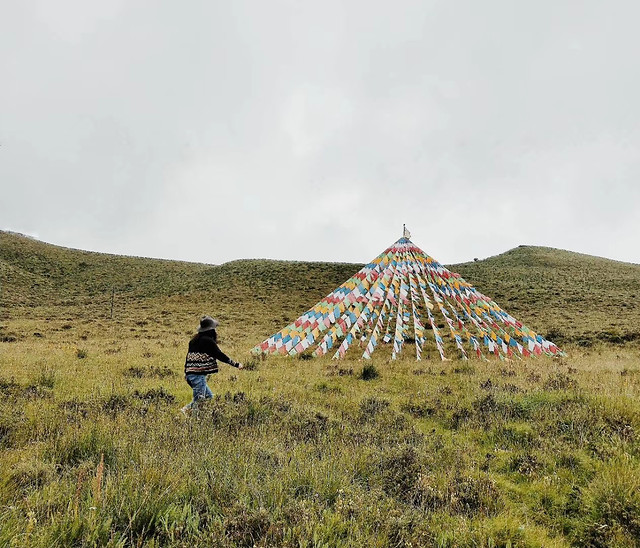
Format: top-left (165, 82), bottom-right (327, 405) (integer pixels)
top-left (184, 332), bottom-right (237, 375)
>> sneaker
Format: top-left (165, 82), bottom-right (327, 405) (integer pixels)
top-left (180, 405), bottom-right (191, 417)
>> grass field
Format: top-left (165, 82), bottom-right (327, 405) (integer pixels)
top-left (1, 231), bottom-right (640, 547)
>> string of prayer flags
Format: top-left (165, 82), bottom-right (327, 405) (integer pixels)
top-left (253, 231), bottom-right (563, 361)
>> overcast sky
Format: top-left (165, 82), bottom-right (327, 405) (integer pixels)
top-left (2, 1), bottom-right (639, 266)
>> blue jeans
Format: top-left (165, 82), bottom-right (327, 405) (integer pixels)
top-left (185, 373), bottom-right (213, 409)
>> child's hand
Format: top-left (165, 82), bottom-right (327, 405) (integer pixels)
top-left (237, 362), bottom-right (244, 370)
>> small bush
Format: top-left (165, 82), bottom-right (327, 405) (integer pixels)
top-left (453, 363), bottom-right (476, 375)
top-left (451, 407), bottom-right (472, 429)
top-left (501, 383), bottom-right (521, 394)
top-left (287, 411), bottom-right (329, 442)
top-left (242, 359), bottom-right (259, 370)
top-left (416, 472), bottom-right (502, 516)
top-left (380, 445), bottom-right (421, 501)
top-left (102, 394), bottom-right (130, 414)
top-left (314, 382), bottom-right (342, 394)
top-left (359, 397), bottom-right (390, 419)
top-left (526, 372), bottom-right (542, 383)
top-left (557, 453), bottom-right (583, 470)
top-left (23, 384), bottom-right (52, 399)
top-left (123, 366), bottom-right (145, 378)
top-left (544, 327), bottom-right (566, 344)
top-left (225, 505), bottom-right (271, 547)
top-left (133, 387), bottom-right (175, 404)
top-left (479, 378), bottom-right (494, 390)
top-left (544, 373), bottom-right (577, 391)
top-left (473, 394), bottom-right (500, 415)
top-left (0, 378), bottom-right (21, 398)
top-left (508, 453), bottom-right (541, 476)
top-left (359, 364), bottom-right (379, 380)
top-left (0, 422), bottom-right (13, 448)
top-left (35, 368), bottom-right (56, 389)
top-left (402, 402), bottom-right (435, 418)
top-left (123, 366), bottom-right (175, 379)
top-left (46, 426), bottom-right (117, 467)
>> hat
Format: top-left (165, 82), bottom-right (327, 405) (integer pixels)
top-left (197, 315), bottom-right (219, 333)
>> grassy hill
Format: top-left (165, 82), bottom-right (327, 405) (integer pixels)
top-left (2, 231), bottom-right (640, 348)
top-left (2, 231), bottom-right (640, 547)
top-left (453, 246), bottom-right (640, 347)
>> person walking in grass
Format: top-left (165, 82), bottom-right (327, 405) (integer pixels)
top-left (181, 315), bottom-right (243, 415)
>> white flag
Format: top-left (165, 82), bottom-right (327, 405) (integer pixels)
top-left (403, 225), bottom-right (411, 239)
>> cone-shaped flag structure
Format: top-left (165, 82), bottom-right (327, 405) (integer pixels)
top-left (253, 233), bottom-right (563, 361)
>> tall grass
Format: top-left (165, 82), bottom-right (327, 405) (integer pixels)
top-left (1, 333), bottom-right (639, 546)
top-left (1, 231), bottom-right (640, 545)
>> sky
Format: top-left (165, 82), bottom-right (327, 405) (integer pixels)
top-left (1, 0), bottom-right (639, 266)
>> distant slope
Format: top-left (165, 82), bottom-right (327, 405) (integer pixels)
top-left (453, 246), bottom-right (640, 345)
top-left (0, 231), bottom-right (360, 313)
top-left (0, 231), bottom-right (215, 305)
top-left (2, 231), bottom-right (639, 346)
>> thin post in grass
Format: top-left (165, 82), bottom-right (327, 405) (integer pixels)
top-left (110, 287), bottom-right (115, 319)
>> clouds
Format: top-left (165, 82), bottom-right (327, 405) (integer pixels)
top-left (1, 0), bottom-right (639, 265)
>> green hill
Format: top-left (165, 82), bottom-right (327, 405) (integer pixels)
top-left (2, 230), bottom-right (639, 348)
top-left (453, 246), bottom-right (640, 347)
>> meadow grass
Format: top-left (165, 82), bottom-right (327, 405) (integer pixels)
top-left (1, 232), bottom-right (640, 546)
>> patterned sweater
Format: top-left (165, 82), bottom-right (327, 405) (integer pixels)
top-left (184, 333), bottom-right (237, 375)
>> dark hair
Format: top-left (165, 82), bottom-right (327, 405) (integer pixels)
top-left (191, 329), bottom-right (217, 344)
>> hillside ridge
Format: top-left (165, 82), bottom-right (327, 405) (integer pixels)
top-left (4, 229), bottom-right (638, 270)
top-left (2, 229), bottom-right (640, 347)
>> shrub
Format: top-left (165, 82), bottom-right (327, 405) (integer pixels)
top-left (359, 364), bottom-right (379, 380)
top-left (102, 394), bottom-right (129, 414)
top-left (0, 378), bottom-right (21, 398)
top-left (508, 453), bottom-right (541, 477)
top-left (0, 419), bottom-right (14, 449)
top-left (133, 387), bottom-right (175, 404)
top-left (359, 396), bottom-right (390, 418)
top-left (242, 359), bottom-right (259, 370)
top-left (401, 401), bottom-right (435, 418)
top-left (453, 363), bottom-right (476, 375)
top-left (543, 373), bottom-right (577, 391)
top-left (544, 327), bottom-right (566, 344)
top-left (379, 445), bottom-right (421, 501)
top-left (287, 411), bottom-right (329, 442)
top-left (416, 472), bottom-right (502, 516)
top-left (35, 368), bottom-right (56, 389)
top-left (450, 407), bottom-right (472, 429)
top-left (224, 505), bottom-right (271, 547)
